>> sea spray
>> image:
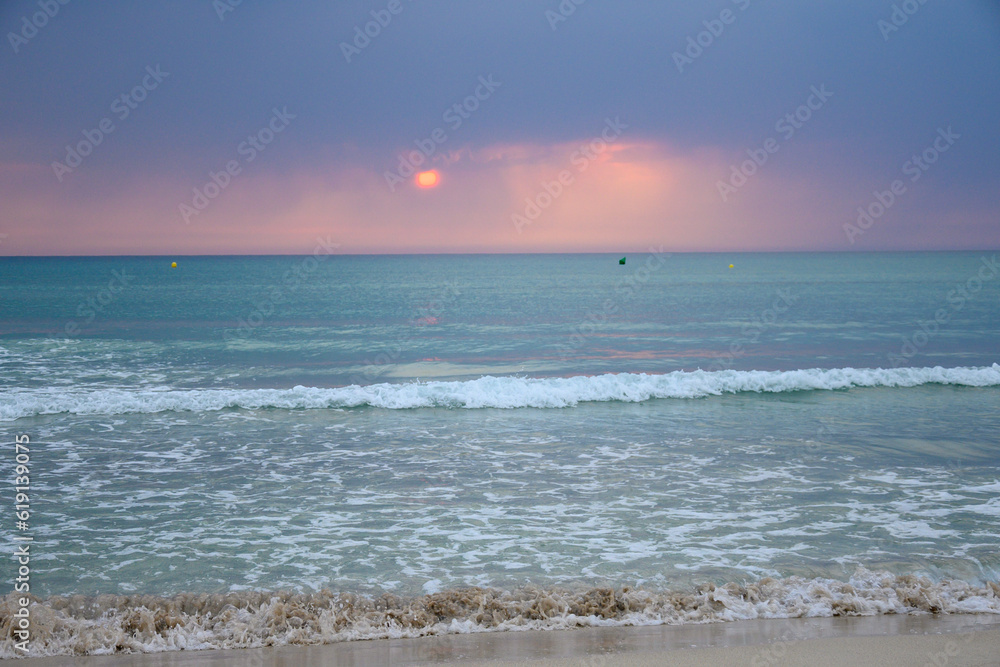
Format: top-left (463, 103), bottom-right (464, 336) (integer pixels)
top-left (2, 569), bottom-right (998, 658)
top-left (2, 364), bottom-right (998, 420)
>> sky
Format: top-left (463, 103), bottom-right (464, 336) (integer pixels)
top-left (1, 0), bottom-right (998, 255)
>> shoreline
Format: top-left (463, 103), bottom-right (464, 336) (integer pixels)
top-left (13, 614), bottom-right (1000, 666)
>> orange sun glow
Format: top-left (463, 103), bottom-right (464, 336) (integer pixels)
top-left (416, 170), bottom-right (439, 188)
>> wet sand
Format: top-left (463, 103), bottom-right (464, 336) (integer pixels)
top-left (14, 614), bottom-right (1000, 666)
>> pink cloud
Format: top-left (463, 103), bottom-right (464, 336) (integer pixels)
top-left (0, 136), bottom-right (991, 255)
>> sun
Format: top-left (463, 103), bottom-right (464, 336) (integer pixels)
top-left (416, 170), bottom-right (439, 188)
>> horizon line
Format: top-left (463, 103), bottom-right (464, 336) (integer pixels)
top-left (1, 248), bottom-right (998, 259)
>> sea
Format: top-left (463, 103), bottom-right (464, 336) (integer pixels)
top-left (1, 251), bottom-right (999, 657)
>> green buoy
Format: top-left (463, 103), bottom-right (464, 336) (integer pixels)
top-left (619, 256), bottom-right (626, 265)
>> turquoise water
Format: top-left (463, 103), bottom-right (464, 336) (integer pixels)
top-left (1, 252), bottom-right (999, 653)
top-left (2, 253), bottom-right (998, 385)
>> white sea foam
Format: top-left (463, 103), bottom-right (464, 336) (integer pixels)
top-left (1, 569), bottom-right (997, 658)
top-left (1, 364), bottom-right (998, 420)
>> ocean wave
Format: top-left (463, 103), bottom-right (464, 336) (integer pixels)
top-left (1, 364), bottom-right (998, 420)
top-left (2, 569), bottom-right (998, 657)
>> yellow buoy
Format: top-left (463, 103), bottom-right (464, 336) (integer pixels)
top-left (171, 262), bottom-right (177, 268)
top-left (728, 264), bottom-right (734, 268)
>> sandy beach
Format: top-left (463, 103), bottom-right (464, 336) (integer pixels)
top-left (14, 615), bottom-right (1000, 666)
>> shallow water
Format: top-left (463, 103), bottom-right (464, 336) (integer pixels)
top-left (1, 252), bottom-right (998, 656)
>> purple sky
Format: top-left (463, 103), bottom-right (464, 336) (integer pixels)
top-left (1, 1), bottom-right (998, 255)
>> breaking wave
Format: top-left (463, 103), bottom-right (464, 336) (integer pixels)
top-left (1, 364), bottom-right (998, 420)
top-left (2, 569), bottom-right (998, 657)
